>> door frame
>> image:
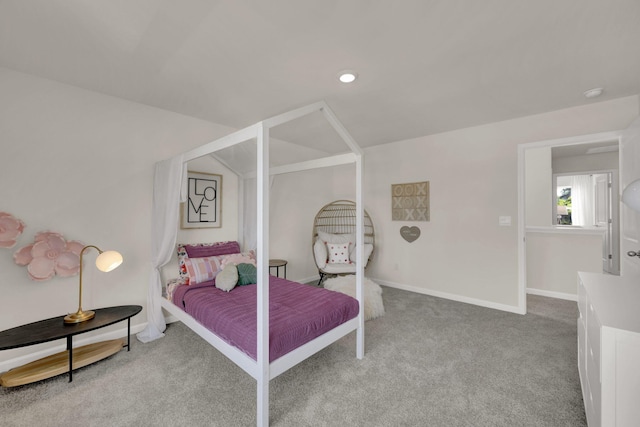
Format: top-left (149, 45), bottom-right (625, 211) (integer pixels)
top-left (517, 130), bottom-right (623, 313)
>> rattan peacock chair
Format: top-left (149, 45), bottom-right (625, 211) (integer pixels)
top-left (311, 200), bottom-right (375, 285)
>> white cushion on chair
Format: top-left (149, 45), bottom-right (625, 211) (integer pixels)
top-left (315, 235), bottom-right (373, 271)
top-left (313, 239), bottom-right (327, 269)
top-left (320, 263), bottom-right (357, 274)
top-left (317, 230), bottom-right (355, 245)
top-left (350, 243), bottom-right (373, 266)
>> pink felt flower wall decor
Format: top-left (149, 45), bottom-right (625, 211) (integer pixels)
top-left (0, 212), bottom-right (26, 248)
top-left (14, 231), bottom-right (84, 281)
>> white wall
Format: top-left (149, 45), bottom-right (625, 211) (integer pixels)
top-left (525, 147), bottom-right (553, 226)
top-left (0, 68), bottom-right (237, 364)
top-left (526, 230), bottom-right (603, 299)
top-left (350, 97), bottom-right (637, 311)
top-left (268, 96), bottom-right (638, 312)
top-left (268, 164), bottom-right (356, 283)
top-left (553, 151), bottom-right (619, 174)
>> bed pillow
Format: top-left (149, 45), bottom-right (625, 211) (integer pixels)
top-left (237, 263), bottom-right (257, 286)
top-left (215, 264), bottom-right (238, 292)
top-left (220, 251), bottom-right (257, 269)
top-left (177, 241), bottom-right (243, 284)
top-left (326, 242), bottom-right (352, 264)
top-left (313, 238), bottom-right (328, 269)
top-left (183, 256), bottom-right (224, 285)
top-left (182, 241), bottom-right (241, 258)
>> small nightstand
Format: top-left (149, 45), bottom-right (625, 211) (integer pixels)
top-left (269, 259), bottom-right (288, 279)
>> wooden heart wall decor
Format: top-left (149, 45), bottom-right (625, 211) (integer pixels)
top-left (400, 226), bottom-right (420, 243)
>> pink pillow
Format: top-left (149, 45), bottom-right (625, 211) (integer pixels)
top-left (183, 256), bottom-right (223, 285)
top-left (220, 251), bottom-right (256, 269)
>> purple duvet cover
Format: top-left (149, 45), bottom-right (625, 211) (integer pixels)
top-left (172, 276), bottom-right (359, 362)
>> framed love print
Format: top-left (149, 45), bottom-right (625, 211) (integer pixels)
top-left (181, 171), bottom-right (222, 228)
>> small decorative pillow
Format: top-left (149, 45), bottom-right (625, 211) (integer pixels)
top-left (183, 256), bottom-right (223, 285)
top-left (237, 263), bottom-right (257, 286)
top-left (220, 251), bottom-right (257, 269)
top-left (326, 242), bottom-right (351, 264)
top-left (216, 264), bottom-right (238, 292)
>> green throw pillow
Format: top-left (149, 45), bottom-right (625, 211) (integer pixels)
top-left (215, 264), bottom-right (238, 292)
top-left (237, 263), bottom-right (257, 286)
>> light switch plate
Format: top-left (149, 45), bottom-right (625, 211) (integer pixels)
top-left (499, 216), bottom-right (511, 226)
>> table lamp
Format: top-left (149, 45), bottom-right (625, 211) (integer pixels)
top-left (64, 245), bottom-right (123, 324)
top-left (622, 178), bottom-right (640, 213)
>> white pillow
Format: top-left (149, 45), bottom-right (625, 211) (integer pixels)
top-left (317, 230), bottom-right (355, 245)
top-left (215, 264), bottom-right (238, 292)
top-left (313, 238), bottom-right (327, 269)
top-left (326, 242), bottom-right (351, 264)
top-left (350, 243), bottom-right (374, 264)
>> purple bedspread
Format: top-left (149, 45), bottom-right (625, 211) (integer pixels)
top-left (172, 276), bottom-right (359, 362)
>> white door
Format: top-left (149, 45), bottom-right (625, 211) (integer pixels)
top-left (621, 117), bottom-right (640, 278)
top-left (595, 173), bottom-right (619, 275)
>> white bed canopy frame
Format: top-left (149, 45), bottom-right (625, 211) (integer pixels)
top-left (137, 101), bottom-right (366, 427)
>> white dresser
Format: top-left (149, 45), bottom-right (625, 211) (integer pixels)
top-left (577, 272), bottom-right (640, 427)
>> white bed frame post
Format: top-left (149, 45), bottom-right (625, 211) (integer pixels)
top-left (321, 104), bottom-right (366, 359)
top-left (256, 122), bottom-right (270, 427)
top-left (355, 153), bottom-right (365, 359)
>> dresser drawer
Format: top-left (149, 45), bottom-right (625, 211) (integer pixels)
top-left (584, 386), bottom-right (600, 427)
top-left (586, 301), bottom-right (601, 367)
top-left (577, 277), bottom-right (587, 318)
top-left (586, 344), bottom-right (601, 412)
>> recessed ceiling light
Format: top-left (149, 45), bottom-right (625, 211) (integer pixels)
top-left (338, 70), bottom-right (358, 83)
top-left (583, 87), bottom-right (604, 99)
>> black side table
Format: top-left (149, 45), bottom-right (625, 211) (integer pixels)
top-left (0, 305), bottom-right (142, 387)
top-left (269, 259), bottom-right (288, 279)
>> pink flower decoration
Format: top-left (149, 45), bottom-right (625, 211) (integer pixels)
top-left (0, 212), bottom-right (26, 248)
top-left (14, 231), bottom-right (84, 281)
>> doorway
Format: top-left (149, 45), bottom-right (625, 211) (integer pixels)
top-left (553, 171), bottom-right (620, 274)
top-left (517, 130), bottom-right (623, 311)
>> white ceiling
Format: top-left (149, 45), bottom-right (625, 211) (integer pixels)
top-left (1, 0), bottom-right (639, 150)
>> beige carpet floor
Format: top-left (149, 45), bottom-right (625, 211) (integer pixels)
top-left (0, 287), bottom-right (586, 426)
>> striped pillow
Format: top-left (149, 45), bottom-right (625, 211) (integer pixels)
top-left (183, 256), bottom-right (223, 285)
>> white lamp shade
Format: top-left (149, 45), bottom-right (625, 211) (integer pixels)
top-left (622, 178), bottom-right (640, 213)
top-left (557, 205), bottom-right (568, 215)
top-left (95, 250), bottom-right (123, 272)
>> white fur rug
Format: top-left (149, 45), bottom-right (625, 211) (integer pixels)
top-left (323, 276), bottom-right (385, 321)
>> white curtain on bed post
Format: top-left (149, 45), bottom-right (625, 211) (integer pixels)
top-left (137, 155), bottom-right (185, 343)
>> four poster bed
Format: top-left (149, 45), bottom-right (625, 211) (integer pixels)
top-left (136, 102), bottom-right (367, 427)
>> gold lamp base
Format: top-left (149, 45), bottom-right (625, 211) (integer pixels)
top-left (64, 310), bottom-right (95, 324)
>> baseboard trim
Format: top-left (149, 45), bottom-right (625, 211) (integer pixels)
top-left (0, 322), bottom-right (147, 373)
top-left (373, 278), bottom-right (524, 315)
top-left (527, 287), bottom-right (577, 302)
